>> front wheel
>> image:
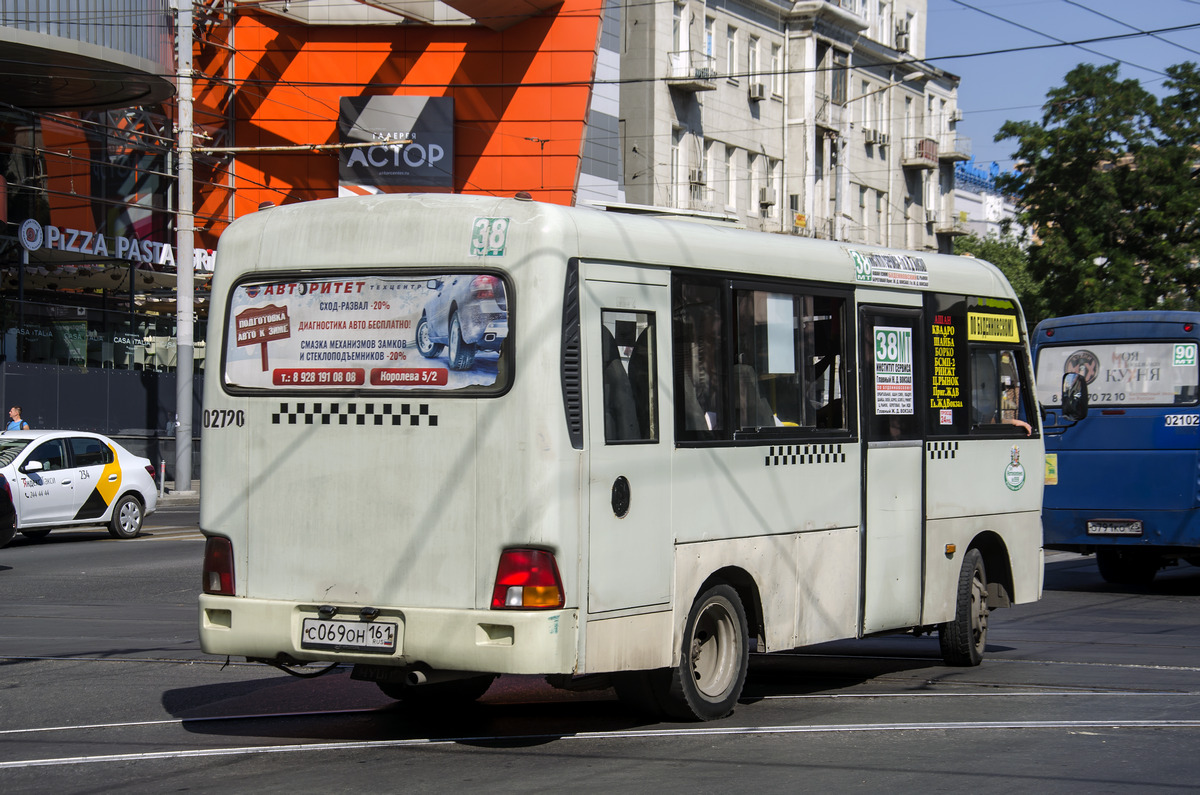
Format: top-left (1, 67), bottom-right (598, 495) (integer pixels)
top-left (939, 548), bottom-right (988, 666)
top-left (107, 494), bottom-right (144, 539)
top-left (447, 312), bottom-right (476, 371)
top-left (0, 521), bottom-right (15, 549)
top-left (415, 312), bottom-right (443, 358)
top-left (1096, 547), bottom-right (1159, 585)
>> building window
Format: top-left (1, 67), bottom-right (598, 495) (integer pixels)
top-left (771, 44), bottom-right (782, 95)
top-left (748, 35), bottom-right (759, 80)
top-left (831, 50), bottom-right (848, 105)
top-left (725, 146), bottom-right (736, 210)
top-left (726, 26), bottom-right (737, 81)
top-left (705, 16), bottom-right (715, 57)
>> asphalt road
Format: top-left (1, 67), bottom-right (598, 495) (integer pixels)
top-left (2, 520), bottom-right (1200, 792)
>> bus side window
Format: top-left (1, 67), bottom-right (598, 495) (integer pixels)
top-left (674, 283), bottom-right (726, 434)
top-left (971, 348), bottom-right (1033, 435)
top-left (602, 310), bottom-right (658, 443)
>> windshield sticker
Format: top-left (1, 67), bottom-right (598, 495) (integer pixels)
top-left (967, 312), bottom-right (1019, 343)
top-left (225, 274), bottom-right (509, 392)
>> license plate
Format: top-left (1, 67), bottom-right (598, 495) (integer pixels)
top-left (1087, 520), bottom-right (1144, 536)
top-left (300, 618), bottom-right (397, 653)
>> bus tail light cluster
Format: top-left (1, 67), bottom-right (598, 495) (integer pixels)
top-left (203, 536), bottom-right (235, 595)
top-left (491, 548), bottom-right (564, 609)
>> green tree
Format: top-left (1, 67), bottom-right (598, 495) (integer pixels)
top-left (995, 63), bottom-right (1200, 318)
top-left (954, 233), bottom-right (1044, 326)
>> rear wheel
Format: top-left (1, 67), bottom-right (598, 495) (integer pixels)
top-left (1096, 547), bottom-right (1159, 585)
top-left (107, 494), bottom-right (144, 539)
top-left (377, 674), bottom-right (496, 707)
top-left (20, 528), bottom-right (51, 540)
top-left (447, 311), bottom-right (476, 371)
top-left (0, 521), bottom-right (15, 549)
top-left (660, 584), bottom-right (749, 721)
top-left (939, 548), bottom-right (988, 666)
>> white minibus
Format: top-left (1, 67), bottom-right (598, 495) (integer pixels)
top-left (199, 193), bottom-right (1043, 720)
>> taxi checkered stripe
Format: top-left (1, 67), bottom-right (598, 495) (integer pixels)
top-left (928, 441), bottom-right (959, 459)
top-left (271, 402), bottom-right (437, 427)
top-left (765, 444), bottom-right (845, 467)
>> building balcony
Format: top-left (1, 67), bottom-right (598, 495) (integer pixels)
top-left (901, 137), bottom-right (938, 169)
top-left (936, 212), bottom-right (970, 236)
top-left (667, 50), bottom-right (718, 92)
top-left (939, 134), bottom-right (972, 162)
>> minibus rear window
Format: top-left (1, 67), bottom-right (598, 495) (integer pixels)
top-left (222, 273), bottom-right (512, 395)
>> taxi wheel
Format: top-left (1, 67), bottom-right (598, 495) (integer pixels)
top-left (0, 521), bottom-right (14, 549)
top-left (107, 494), bottom-right (144, 539)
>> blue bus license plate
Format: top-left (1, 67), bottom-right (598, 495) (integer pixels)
top-left (1087, 521), bottom-right (1143, 536)
top-left (301, 618), bottom-right (397, 653)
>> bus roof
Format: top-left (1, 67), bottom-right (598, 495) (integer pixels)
top-left (219, 193), bottom-right (1019, 302)
top-left (1035, 310), bottom-right (1200, 336)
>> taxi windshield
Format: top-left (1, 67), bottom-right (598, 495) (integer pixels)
top-left (0, 438), bottom-right (32, 467)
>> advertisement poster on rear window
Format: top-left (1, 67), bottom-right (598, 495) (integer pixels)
top-left (1035, 341), bottom-right (1199, 407)
top-left (224, 274), bottom-right (509, 392)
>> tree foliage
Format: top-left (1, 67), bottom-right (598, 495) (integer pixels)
top-left (954, 233), bottom-right (1044, 326)
top-left (995, 63), bottom-right (1200, 318)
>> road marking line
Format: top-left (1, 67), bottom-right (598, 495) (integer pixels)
top-left (2, 719), bottom-right (1200, 769)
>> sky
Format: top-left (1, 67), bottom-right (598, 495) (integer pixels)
top-left (925, 0), bottom-right (1200, 171)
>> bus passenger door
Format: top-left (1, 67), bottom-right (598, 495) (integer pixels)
top-left (860, 308), bottom-right (925, 634)
top-left (581, 266), bottom-right (672, 614)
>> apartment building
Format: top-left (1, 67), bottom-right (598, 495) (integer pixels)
top-left (616, 0), bottom-right (970, 252)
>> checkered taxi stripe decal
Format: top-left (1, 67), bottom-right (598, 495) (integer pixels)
top-left (928, 441), bottom-right (959, 460)
top-left (272, 402), bottom-right (437, 427)
top-left (765, 444), bottom-right (846, 467)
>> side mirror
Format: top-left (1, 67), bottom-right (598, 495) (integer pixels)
top-left (1061, 371), bottom-right (1089, 421)
top-left (22, 460), bottom-right (44, 474)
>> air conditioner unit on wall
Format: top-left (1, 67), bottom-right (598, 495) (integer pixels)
top-left (864, 128), bottom-right (878, 144)
top-left (689, 168), bottom-right (706, 186)
top-left (949, 108), bottom-right (964, 122)
top-left (759, 187), bottom-right (777, 206)
top-left (925, 208), bottom-right (938, 223)
top-left (895, 32), bottom-right (910, 52)
top-left (749, 82), bottom-right (766, 101)
top-left (877, 132), bottom-right (890, 147)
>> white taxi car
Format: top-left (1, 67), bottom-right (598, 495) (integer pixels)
top-left (0, 430), bottom-right (158, 546)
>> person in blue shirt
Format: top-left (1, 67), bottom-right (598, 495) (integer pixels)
top-left (7, 406), bottom-right (30, 430)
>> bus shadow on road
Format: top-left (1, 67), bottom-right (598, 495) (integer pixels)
top-left (1045, 555), bottom-right (1200, 596)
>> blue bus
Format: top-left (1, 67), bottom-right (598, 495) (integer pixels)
top-left (1034, 311), bottom-right (1200, 584)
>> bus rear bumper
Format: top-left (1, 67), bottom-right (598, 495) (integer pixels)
top-left (1043, 508), bottom-right (1200, 551)
top-left (199, 595), bottom-right (579, 675)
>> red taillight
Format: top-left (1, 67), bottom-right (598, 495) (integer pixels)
top-left (203, 536), bottom-right (235, 596)
top-left (491, 548), bottom-right (564, 609)
top-left (470, 274), bottom-right (498, 300)
top-left (1185, 323), bottom-right (1194, 333)
top-left (145, 464), bottom-right (156, 479)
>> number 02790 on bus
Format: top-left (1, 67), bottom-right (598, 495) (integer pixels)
top-left (199, 193), bottom-right (1044, 721)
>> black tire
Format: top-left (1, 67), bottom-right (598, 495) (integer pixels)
top-left (1096, 547), bottom-right (1159, 585)
top-left (447, 311), bottom-right (476, 371)
top-left (20, 528), bottom-right (51, 540)
top-left (107, 494), bottom-right (144, 539)
top-left (377, 674), bottom-right (496, 707)
top-left (415, 312), bottom-right (443, 358)
top-left (939, 548), bottom-right (988, 666)
top-left (660, 584), bottom-right (750, 721)
top-left (0, 521), bottom-right (15, 549)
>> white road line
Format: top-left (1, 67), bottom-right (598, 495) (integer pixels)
top-left (2, 719), bottom-right (1200, 770)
